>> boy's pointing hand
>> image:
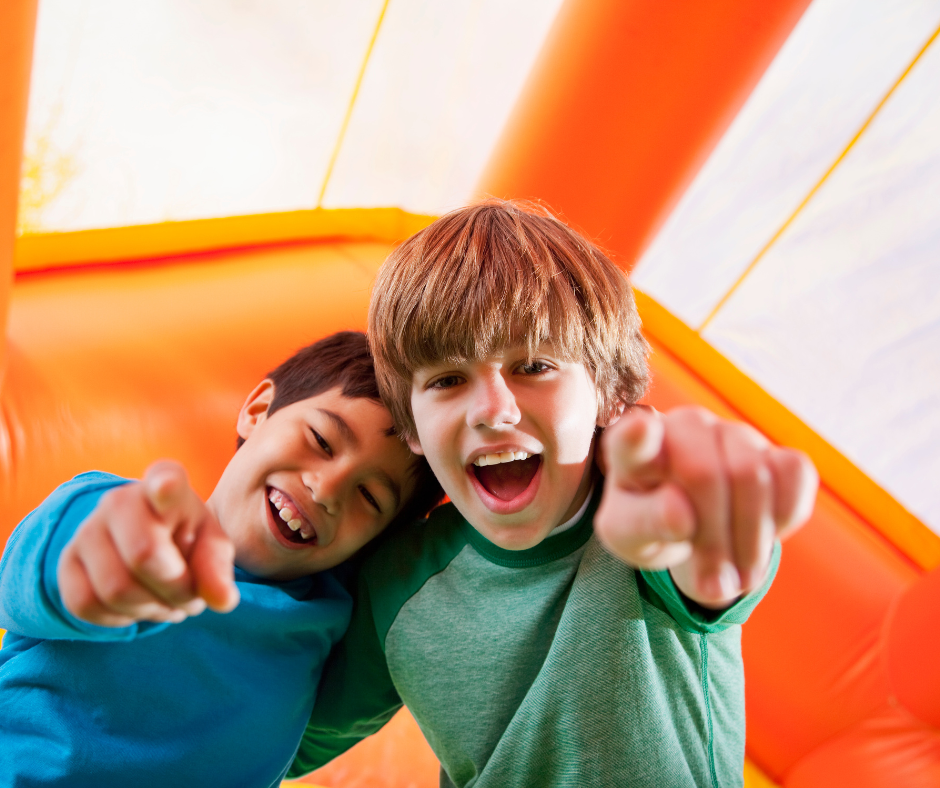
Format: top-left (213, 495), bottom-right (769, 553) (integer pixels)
top-left (594, 407), bottom-right (817, 609)
top-left (58, 461), bottom-right (240, 628)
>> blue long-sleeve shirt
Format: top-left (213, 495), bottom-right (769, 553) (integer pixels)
top-left (0, 472), bottom-right (351, 787)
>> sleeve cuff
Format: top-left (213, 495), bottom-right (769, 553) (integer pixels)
top-left (638, 541), bottom-right (782, 634)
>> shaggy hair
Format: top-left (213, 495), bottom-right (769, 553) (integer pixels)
top-left (369, 201), bottom-right (649, 443)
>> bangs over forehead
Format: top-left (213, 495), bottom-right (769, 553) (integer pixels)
top-left (369, 201), bottom-right (649, 441)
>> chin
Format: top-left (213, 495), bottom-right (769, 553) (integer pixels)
top-left (477, 519), bottom-right (551, 550)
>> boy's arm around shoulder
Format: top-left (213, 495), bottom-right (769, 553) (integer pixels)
top-left (288, 567), bottom-right (403, 779)
top-left (595, 406), bottom-right (817, 613)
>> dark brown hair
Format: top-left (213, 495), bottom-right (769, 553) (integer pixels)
top-left (369, 201), bottom-right (650, 442)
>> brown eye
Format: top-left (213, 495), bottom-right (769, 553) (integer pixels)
top-left (519, 360), bottom-right (550, 375)
top-left (429, 375), bottom-right (462, 389)
top-left (311, 429), bottom-right (333, 457)
top-left (359, 485), bottom-right (381, 513)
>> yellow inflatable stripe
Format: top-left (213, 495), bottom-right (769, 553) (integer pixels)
top-left (743, 758), bottom-right (780, 788)
top-left (636, 288), bottom-right (940, 570)
top-left (281, 783), bottom-right (328, 788)
top-left (317, 0), bottom-right (391, 206)
top-left (13, 207), bottom-right (436, 274)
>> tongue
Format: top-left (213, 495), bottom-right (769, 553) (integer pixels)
top-left (475, 456), bottom-right (540, 501)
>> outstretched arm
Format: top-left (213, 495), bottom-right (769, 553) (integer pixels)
top-left (594, 406), bottom-right (817, 609)
top-left (57, 460), bottom-right (240, 627)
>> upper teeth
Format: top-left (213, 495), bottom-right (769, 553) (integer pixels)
top-left (473, 451), bottom-right (532, 467)
top-left (269, 489), bottom-right (306, 534)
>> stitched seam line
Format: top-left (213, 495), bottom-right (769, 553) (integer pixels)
top-left (701, 633), bottom-right (719, 788)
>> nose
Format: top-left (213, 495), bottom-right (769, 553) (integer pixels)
top-left (306, 464), bottom-right (348, 516)
top-left (467, 371), bottom-right (521, 429)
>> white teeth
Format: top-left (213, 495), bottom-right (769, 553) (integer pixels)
top-left (473, 451), bottom-right (531, 467)
top-left (270, 489), bottom-right (311, 536)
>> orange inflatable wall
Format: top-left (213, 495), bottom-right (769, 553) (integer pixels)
top-left (2, 2), bottom-right (939, 787)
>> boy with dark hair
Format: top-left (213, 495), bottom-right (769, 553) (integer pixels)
top-left (0, 331), bottom-right (442, 788)
top-left (289, 204), bottom-right (816, 787)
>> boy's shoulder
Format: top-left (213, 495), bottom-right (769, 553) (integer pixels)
top-left (39, 471), bottom-right (131, 511)
top-left (357, 504), bottom-right (470, 642)
top-left (362, 503), bottom-right (469, 589)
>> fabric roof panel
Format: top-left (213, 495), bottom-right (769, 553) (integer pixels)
top-left (21, 0), bottom-right (384, 232)
top-left (631, 0), bottom-right (940, 328)
top-left (320, 0), bottom-right (564, 215)
top-left (705, 30), bottom-right (940, 533)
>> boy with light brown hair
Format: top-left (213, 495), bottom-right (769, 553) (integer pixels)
top-left (289, 202), bottom-right (816, 787)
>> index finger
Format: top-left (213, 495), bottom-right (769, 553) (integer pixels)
top-left (101, 470), bottom-right (205, 613)
top-left (144, 460), bottom-right (239, 613)
top-left (601, 407), bottom-right (667, 490)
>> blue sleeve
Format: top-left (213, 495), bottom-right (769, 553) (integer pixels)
top-left (0, 471), bottom-right (170, 642)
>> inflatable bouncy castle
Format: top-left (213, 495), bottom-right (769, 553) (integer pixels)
top-left (1, 1), bottom-right (938, 785)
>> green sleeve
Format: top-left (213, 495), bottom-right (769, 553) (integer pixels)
top-left (637, 540), bottom-right (781, 634)
top-left (287, 577), bottom-right (403, 778)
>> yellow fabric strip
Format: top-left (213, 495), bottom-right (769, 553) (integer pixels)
top-left (698, 21), bottom-right (940, 332)
top-left (13, 207), bottom-right (436, 273)
top-left (316, 0), bottom-right (391, 206)
top-left (636, 288), bottom-right (940, 570)
top-left (743, 758), bottom-right (781, 788)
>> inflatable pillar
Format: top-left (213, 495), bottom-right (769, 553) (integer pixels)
top-left (478, 0), bottom-right (813, 270)
top-left (0, 0), bottom-right (38, 378)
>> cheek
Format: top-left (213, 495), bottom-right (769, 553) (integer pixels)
top-left (549, 388), bottom-right (600, 466)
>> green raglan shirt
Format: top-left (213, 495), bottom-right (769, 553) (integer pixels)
top-left (290, 486), bottom-right (779, 788)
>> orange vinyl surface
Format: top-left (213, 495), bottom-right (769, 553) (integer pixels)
top-left (3, 0), bottom-right (939, 785)
top-left (1, 239), bottom-right (386, 541)
top-left (0, 0), bottom-right (38, 370)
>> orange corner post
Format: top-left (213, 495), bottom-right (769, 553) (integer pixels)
top-left (0, 0), bottom-right (39, 375)
top-left (477, 0), bottom-right (812, 272)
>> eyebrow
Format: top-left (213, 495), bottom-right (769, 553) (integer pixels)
top-left (316, 408), bottom-right (402, 512)
top-left (372, 469), bottom-right (402, 513)
top-left (316, 409), bottom-right (358, 447)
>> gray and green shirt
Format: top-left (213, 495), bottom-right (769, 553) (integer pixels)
top-left (290, 486), bottom-right (778, 787)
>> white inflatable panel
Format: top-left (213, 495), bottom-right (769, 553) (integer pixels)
top-left (632, 0), bottom-right (940, 328)
top-left (22, 0), bottom-right (385, 231)
top-left (705, 36), bottom-right (940, 532)
top-left (320, 0), bottom-right (564, 215)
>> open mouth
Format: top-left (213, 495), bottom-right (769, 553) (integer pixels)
top-left (267, 487), bottom-right (317, 546)
top-left (471, 451), bottom-right (542, 502)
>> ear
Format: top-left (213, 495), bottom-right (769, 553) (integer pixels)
top-left (598, 398), bottom-right (627, 429)
top-left (405, 433), bottom-right (425, 456)
top-left (237, 380), bottom-right (276, 441)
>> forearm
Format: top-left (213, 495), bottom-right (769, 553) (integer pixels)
top-left (0, 473), bottom-right (154, 641)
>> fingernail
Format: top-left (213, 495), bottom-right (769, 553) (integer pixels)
top-left (719, 564), bottom-right (741, 599)
top-left (167, 610), bottom-right (187, 624)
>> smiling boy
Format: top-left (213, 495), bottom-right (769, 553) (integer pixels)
top-left (288, 204), bottom-right (816, 787)
top-left (0, 331), bottom-right (441, 787)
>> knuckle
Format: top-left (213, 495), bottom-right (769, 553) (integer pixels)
top-left (125, 538), bottom-right (163, 572)
top-left (683, 461), bottom-right (722, 495)
top-left (96, 575), bottom-right (131, 607)
top-left (728, 458), bottom-right (770, 491)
